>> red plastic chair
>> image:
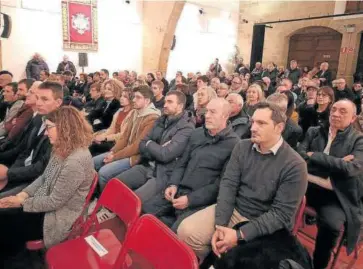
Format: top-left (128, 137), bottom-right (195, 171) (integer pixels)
top-left (115, 214), bottom-right (199, 269)
top-left (26, 173), bottom-right (99, 250)
top-left (292, 196), bottom-right (306, 236)
top-left (301, 205), bottom-right (363, 269)
top-left (46, 178), bottom-right (141, 269)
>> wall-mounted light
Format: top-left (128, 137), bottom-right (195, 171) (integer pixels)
top-left (199, 8), bottom-right (204, 15)
top-left (125, 0), bottom-right (130, 4)
top-left (344, 24), bottom-right (355, 33)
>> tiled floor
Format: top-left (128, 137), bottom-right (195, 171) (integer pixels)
top-left (297, 225), bottom-right (363, 269)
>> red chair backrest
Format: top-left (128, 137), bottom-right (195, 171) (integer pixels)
top-left (292, 195), bottom-right (306, 235)
top-left (83, 178), bottom-right (141, 235)
top-left (115, 214), bottom-right (199, 269)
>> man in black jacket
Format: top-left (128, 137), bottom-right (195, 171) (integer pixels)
top-left (177, 102), bottom-right (307, 262)
top-left (0, 81), bottom-right (63, 197)
top-left (286, 60), bottom-right (301, 86)
top-left (85, 83), bottom-right (106, 126)
top-left (116, 91), bottom-right (194, 203)
top-left (334, 78), bottom-right (355, 102)
top-left (143, 98), bottom-right (239, 232)
top-left (313, 62), bottom-right (333, 87)
top-left (156, 71), bottom-right (169, 96)
top-left (226, 93), bottom-right (250, 139)
top-left (297, 99), bottom-right (363, 269)
top-left (56, 55), bottom-right (77, 76)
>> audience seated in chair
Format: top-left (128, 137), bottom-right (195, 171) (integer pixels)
top-left (151, 80), bottom-right (165, 111)
top-left (89, 88), bottom-right (133, 156)
top-left (226, 93), bottom-right (250, 139)
top-left (93, 85), bottom-right (160, 190)
top-left (195, 86), bottom-right (217, 128)
top-left (297, 99), bottom-right (363, 269)
top-left (116, 91), bottom-right (194, 203)
top-left (0, 82), bottom-right (24, 137)
top-left (89, 79), bottom-right (123, 132)
top-left (0, 106), bottom-right (94, 263)
top-left (0, 82), bottom-right (63, 198)
top-left (212, 221), bottom-right (313, 269)
top-left (2, 79), bottom-right (36, 142)
top-left (267, 93), bottom-right (302, 150)
top-left (142, 98), bottom-right (239, 233)
top-left (176, 102), bottom-right (307, 263)
top-left (85, 82), bottom-right (106, 123)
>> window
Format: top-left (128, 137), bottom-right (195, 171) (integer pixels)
top-left (345, 1), bottom-right (363, 13)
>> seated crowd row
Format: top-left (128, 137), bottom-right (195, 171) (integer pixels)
top-left (0, 61), bottom-right (362, 269)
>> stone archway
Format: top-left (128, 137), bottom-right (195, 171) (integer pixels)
top-left (287, 26), bottom-right (343, 76)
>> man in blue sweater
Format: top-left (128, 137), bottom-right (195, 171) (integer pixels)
top-left (177, 102), bottom-right (308, 262)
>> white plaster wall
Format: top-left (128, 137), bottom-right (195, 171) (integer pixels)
top-left (1, 0), bottom-right (143, 80)
top-left (166, 3), bottom-right (238, 80)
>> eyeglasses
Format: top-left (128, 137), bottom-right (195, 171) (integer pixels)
top-left (45, 124), bottom-right (56, 130)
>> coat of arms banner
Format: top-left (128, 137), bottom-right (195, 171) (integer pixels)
top-left (62, 0), bottom-right (98, 51)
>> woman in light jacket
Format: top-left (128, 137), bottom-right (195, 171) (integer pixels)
top-left (0, 106), bottom-right (94, 260)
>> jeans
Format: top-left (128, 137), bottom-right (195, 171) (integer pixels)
top-left (93, 153), bottom-right (131, 191)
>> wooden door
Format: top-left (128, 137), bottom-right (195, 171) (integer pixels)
top-left (288, 27), bottom-right (342, 75)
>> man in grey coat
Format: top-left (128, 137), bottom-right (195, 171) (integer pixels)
top-left (116, 91), bottom-right (194, 203)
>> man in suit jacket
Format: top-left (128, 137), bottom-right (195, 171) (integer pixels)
top-left (0, 81), bottom-right (63, 197)
top-left (313, 62), bottom-right (333, 86)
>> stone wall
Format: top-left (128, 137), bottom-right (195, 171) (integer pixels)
top-left (237, 1), bottom-right (363, 84)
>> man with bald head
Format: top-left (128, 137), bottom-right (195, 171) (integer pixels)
top-left (226, 93), bottom-right (250, 138)
top-left (143, 98), bottom-right (239, 232)
top-left (298, 99), bottom-right (363, 269)
top-left (334, 78), bottom-right (355, 102)
top-left (314, 62), bottom-right (332, 86)
top-left (178, 102), bottom-right (307, 262)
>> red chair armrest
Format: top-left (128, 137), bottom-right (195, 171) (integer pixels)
top-left (26, 240), bottom-right (45, 250)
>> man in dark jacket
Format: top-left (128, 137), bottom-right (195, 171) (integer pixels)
top-left (143, 98), bottom-right (239, 232)
top-left (286, 60), bottom-right (301, 86)
top-left (334, 78), bottom-right (355, 102)
top-left (117, 91), bottom-right (194, 203)
top-left (25, 53), bottom-right (49, 80)
top-left (313, 62), bottom-right (333, 87)
top-left (56, 55), bottom-right (77, 75)
top-left (226, 93), bottom-right (250, 139)
top-left (85, 83), bottom-right (106, 125)
top-left (176, 102), bottom-right (307, 262)
top-left (156, 71), bottom-right (169, 96)
top-left (0, 81), bottom-right (63, 197)
top-left (297, 99), bottom-right (363, 269)
top-left (262, 63), bottom-right (278, 87)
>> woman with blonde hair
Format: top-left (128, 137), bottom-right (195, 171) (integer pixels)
top-left (195, 86), bottom-right (217, 128)
top-left (92, 79), bottom-right (123, 131)
top-left (90, 88), bottom-right (133, 156)
top-left (245, 84), bottom-right (265, 117)
top-left (0, 106), bottom-right (94, 259)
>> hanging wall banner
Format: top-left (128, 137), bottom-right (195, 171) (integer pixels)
top-left (62, 0), bottom-right (98, 51)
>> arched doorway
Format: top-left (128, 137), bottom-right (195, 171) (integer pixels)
top-left (288, 26), bottom-right (343, 76)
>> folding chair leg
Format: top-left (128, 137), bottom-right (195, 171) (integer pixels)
top-left (330, 235), bottom-right (345, 269)
top-left (345, 247), bottom-right (359, 269)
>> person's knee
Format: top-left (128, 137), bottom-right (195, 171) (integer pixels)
top-left (318, 212), bottom-right (345, 233)
top-left (177, 220), bottom-right (196, 243)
